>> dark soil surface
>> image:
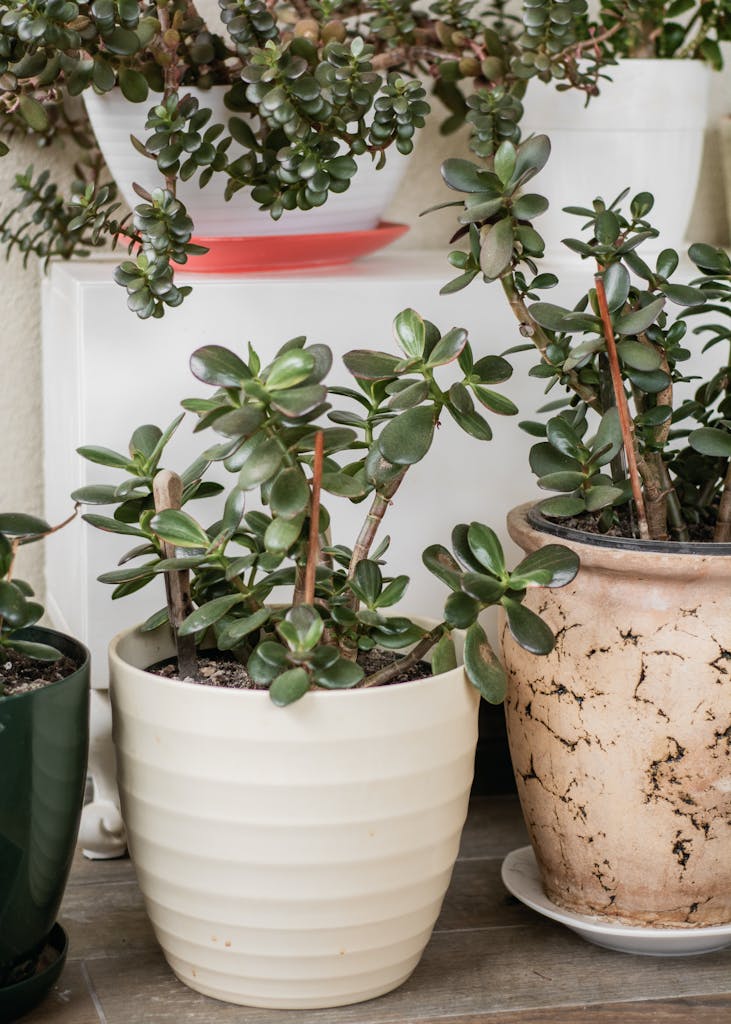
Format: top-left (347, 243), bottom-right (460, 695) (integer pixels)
top-left (559, 507), bottom-right (717, 543)
top-left (0, 648), bottom-right (79, 697)
top-left (148, 647), bottom-right (432, 689)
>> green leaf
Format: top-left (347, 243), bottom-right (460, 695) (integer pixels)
top-left (5, 639), bottom-right (62, 661)
top-left (539, 496), bottom-right (586, 517)
top-left (616, 341), bottom-right (662, 372)
top-left (445, 591), bottom-right (480, 628)
top-left (238, 438), bottom-right (282, 490)
top-left (511, 193), bottom-right (548, 220)
top-left (601, 263), bottom-right (630, 312)
top-left (352, 559), bottom-right (383, 607)
top-left (278, 604), bottom-right (323, 651)
top-left (509, 545), bottom-right (579, 590)
top-left (18, 95), bottom-right (50, 132)
top-left (178, 594), bottom-right (245, 636)
top-left (461, 572), bottom-right (506, 604)
top-left (82, 514), bottom-right (145, 537)
top-left (463, 622), bottom-right (506, 703)
top-left (77, 445), bottom-right (131, 469)
top-left (661, 283), bottom-right (706, 307)
top-left (0, 581), bottom-right (26, 625)
top-left (584, 485), bottom-right (625, 511)
top-left (190, 345), bottom-right (250, 387)
top-left (212, 407), bottom-right (265, 439)
top-left (513, 134), bottom-right (551, 185)
top-left (537, 471), bottom-right (585, 492)
top-left (494, 140), bottom-right (517, 186)
top-left (118, 67), bottom-right (148, 102)
top-left (467, 523), bottom-right (505, 577)
top-left (269, 668), bottom-right (311, 706)
top-left (393, 309), bottom-right (426, 360)
top-left (447, 404), bottom-right (493, 441)
top-left (592, 407), bottom-right (623, 466)
top-left (217, 608), bottom-right (270, 650)
top-left (269, 384), bottom-right (326, 419)
top-left (546, 417), bottom-right (583, 459)
top-left (270, 468), bottom-right (310, 520)
top-left (264, 515), bottom-right (303, 554)
top-left (689, 427), bottom-right (731, 458)
top-left (502, 596), bottom-right (555, 655)
top-left (472, 386), bottom-right (518, 416)
top-left (528, 302), bottom-right (571, 332)
top-left (614, 297), bottom-right (666, 336)
top-left (473, 355), bottom-right (513, 384)
top-left (480, 217), bottom-right (514, 280)
top-left (343, 349), bottom-right (400, 381)
top-left (266, 349), bottom-right (315, 391)
top-left (375, 574), bottom-right (409, 609)
top-left (316, 658), bottom-right (364, 689)
top-left (423, 544), bottom-right (463, 591)
top-left (426, 327), bottom-right (468, 367)
top-left (247, 641), bottom-right (288, 684)
top-left (151, 509), bottom-right (209, 549)
top-left (431, 632), bottom-right (458, 675)
top-left (0, 513), bottom-right (51, 536)
top-left (441, 158), bottom-right (491, 193)
top-left (378, 406), bottom-right (435, 466)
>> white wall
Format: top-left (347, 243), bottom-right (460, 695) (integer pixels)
top-left (1, 56), bottom-right (730, 599)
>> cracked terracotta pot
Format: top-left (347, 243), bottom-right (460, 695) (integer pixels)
top-left (501, 503), bottom-right (731, 928)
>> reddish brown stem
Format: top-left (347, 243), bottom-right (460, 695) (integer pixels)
top-left (594, 274), bottom-right (650, 541)
top-left (303, 431), bottom-right (324, 606)
top-left (153, 470), bottom-right (197, 678)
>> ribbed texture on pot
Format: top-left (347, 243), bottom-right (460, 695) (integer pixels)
top-left (110, 625), bottom-right (478, 1008)
top-left (84, 88), bottom-right (410, 238)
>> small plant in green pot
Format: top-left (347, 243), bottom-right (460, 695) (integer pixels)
top-left (432, 131), bottom-right (731, 940)
top-left (0, 512), bottom-right (90, 1021)
top-left (75, 308), bottom-right (579, 1007)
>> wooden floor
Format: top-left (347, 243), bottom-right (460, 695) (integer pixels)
top-left (28, 796), bottom-right (731, 1024)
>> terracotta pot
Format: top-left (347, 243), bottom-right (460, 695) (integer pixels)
top-left (109, 619), bottom-right (478, 1008)
top-left (501, 503), bottom-right (731, 928)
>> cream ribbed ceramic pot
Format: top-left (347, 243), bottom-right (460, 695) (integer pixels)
top-left (109, 622), bottom-right (478, 1009)
top-left (84, 86), bottom-right (411, 238)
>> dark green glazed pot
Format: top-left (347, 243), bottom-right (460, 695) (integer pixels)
top-left (0, 627), bottom-right (89, 999)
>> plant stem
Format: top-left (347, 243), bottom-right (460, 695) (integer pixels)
top-left (362, 625), bottom-right (443, 688)
top-left (500, 272), bottom-right (601, 411)
top-left (594, 273), bottom-right (650, 540)
top-left (715, 460), bottom-right (731, 542)
top-left (346, 470), bottom-right (406, 609)
top-left (153, 470), bottom-right (197, 678)
top-left (302, 430), bottom-right (324, 606)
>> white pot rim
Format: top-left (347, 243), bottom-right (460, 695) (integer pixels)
top-left (109, 617), bottom-right (466, 704)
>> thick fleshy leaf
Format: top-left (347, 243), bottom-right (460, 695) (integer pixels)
top-left (278, 604), bottom-right (323, 651)
top-left (316, 658), bottom-right (364, 689)
top-left (422, 544), bottom-right (463, 592)
top-left (247, 641), bottom-right (288, 684)
top-left (178, 594), bottom-right (245, 636)
top-left (269, 668), bottom-right (311, 706)
top-left (431, 632), bottom-right (458, 675)
top-left (190, 345), bottom-right (250, 387)
top-left (351, 559), bottom-right (383, 606)
top-left (510, 545), bottom-right (580, 590)
top-left (426, 327), bottom-right (468, 368)
top-left (480, 217), bottom-right (514, 280)
top-left (393, 309), bottom-right (426, 359)
top-left (616, 340), bottom-right (662, 372)
top-left (270, 468), bottom-right (310, 520)
top-left (529, 443), bottom-right (579, 477)
top-left (343, 349), bottom-right (400, 381)
top-left (0, 513), bottom-right (51, 537)
top-left (473, 355), bottom-right (513, 384)
top-left (584, 485), bottom-right (625, 511)
top-left (77, 446), bottom-right (131, 469)
top-left (441, 158), bottom-right (492, 193)
top-left (689, 427), bottom-right (731, 458)
top-left (378, 406), bottom-right (435, 466)
top-left (212, 407), bottom-right (265, 439)
top-left (461, 572), bottom-right (506, 604)
top-left (238, 438), bottom-right (282, 490)
top-left (264, 515), bottom-right (303, 554)
top-left (592, 407), bottom-right (623, 466)
top-left (376, 574), bottom-right (409, 608)
top-left (614, 297), bottom-right (665, 336)
top-left (512, 134), bottom-right (551, 185)
top-left (82, 514), bottom-right (145, 538)
top-left (528, 302), bottom-right (571, 332)
top-left (266, 349), bottom-right (315, 391)
top-left (472, 386), bottom-right (518, 416)
top-left (5, 639), bottom-right (62, 661)
top-left (269, 385), bottom-right (327, 419)
top-left (502, 596), bottom-right (555, 655)
top-left (539, 495), bottom-right (586, 517)
top-left (71, 484), bottom-right (128, 505)
top-left (467, 523), bottom-right (506, 577)
top-left (601, 263), bottom-right (630, 312)
top-left (546, 418), bottom-right (583, 459)
top-left (0, 581), bottom-right (26, 625)
top-left (151, 509), bottom-right (209, 549)
top-left (464, 622), bottom-right (506, 703)
top-left (447, 404), bottom-right (493, 441)
top-left (445, 591), bottom-right (481, 628)
top-left (537, 470), bottom-right (586, 492)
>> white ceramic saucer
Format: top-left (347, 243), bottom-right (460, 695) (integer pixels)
top-left (501, 846), bottom-right (731, 957)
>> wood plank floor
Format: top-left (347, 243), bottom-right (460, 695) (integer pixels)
top-left (26, 796), bottom-right (731, 1024)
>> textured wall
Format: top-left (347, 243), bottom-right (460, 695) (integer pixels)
top-left (1, 61), bottom-right (729, 599)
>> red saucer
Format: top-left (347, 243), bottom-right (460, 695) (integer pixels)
top-left (177, 221), bottom-right (409, 275)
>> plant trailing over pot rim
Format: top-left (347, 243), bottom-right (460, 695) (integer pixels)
top-left (432, 130), bottom-right (731, 931)
top-left (75, 309), bottom-right (579, 1007)
top-left (0, 510), bottom-right (90, 1019)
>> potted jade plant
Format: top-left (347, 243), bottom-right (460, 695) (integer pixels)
top-left (0, 512), bottom-right (90, 1021)
top-left (513, 0), bottom-right (730, 251)
top-left (0, 0), bottom-right (532, 312)
top-left (74, 309), bottom-right (579, 1007)
top-left (435, 131), bottom-right (731, 945)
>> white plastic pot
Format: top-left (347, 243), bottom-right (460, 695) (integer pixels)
top-left (109, 622), bottom-right (479, 1009)
top-left (84, 87), bottom-right (411, 238)
top-left (520, 59), bottom-right (711, 254)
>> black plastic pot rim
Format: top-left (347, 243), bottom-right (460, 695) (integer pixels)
top-left (526, 506), bottom-right (731, 557)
